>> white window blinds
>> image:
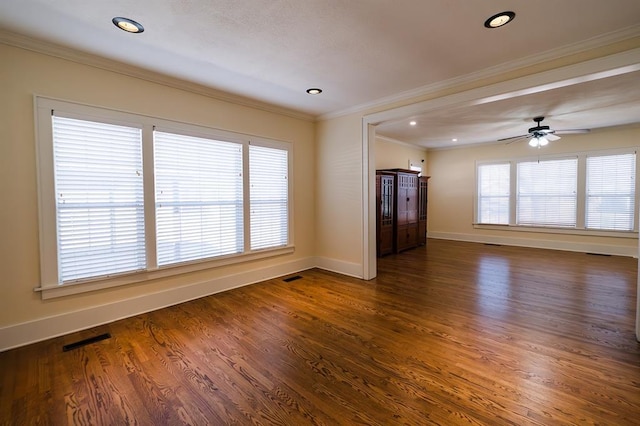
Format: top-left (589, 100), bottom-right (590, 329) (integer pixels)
top-left (249, 144), bottom-right (289, 250)
top-left (517, 158), bottom-right (578, 227)
top-left (52, 116), bottom-right (145, 283)
top-left (586, 153), bottom-right (636, 231)
top-left (154, 131), bottom-right (244, 266)
top-left (477, 163), bottom-right (510, 224)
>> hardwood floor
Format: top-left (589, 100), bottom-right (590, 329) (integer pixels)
top-left (1, 239), bottom-right (639, 425)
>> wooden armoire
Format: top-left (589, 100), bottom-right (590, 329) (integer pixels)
top-left (376, 169), bottom-right (429, 256)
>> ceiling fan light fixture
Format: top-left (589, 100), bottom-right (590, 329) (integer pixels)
top-left (529, 136), bottom-right (549, 148)
top-left (484, 11), bottom-right (515, 28)
top-left (112, 17), bottom-right (144, 33)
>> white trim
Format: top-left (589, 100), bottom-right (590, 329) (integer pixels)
top-left (37, 246), bottom-right (296, 299)
top-left (428, 232), bottom-right (638, 258)
top-left (0, 257), bottom-right (316, 352)
top-left (375, 135), bottom-right (421, 149)
top-left (364, 48), bottom-right (640, 128)
top-left (363, 121), bottom-right (377, 280)
top-left (315, 256), bottom-right (364, 279)
top-left (637, 235), bottom-right (640, 341)
top-left (1, 30), bottom-right (314, 122)
top-left (323, 25), bottom-right (640, 120)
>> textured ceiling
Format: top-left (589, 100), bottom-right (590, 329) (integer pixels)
top-left (1, 0), bottom-right (640, 146)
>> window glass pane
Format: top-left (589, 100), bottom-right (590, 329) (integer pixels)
top-left (52, 116), bottom-right (145, 282)
top-left (154, 131), bottom-right (243, 265)
top-left (517, 158), bottom-right (577, 227)
top-left (586, 153), bottom-right (636, 230)
top-left (478, 163), bottom-right (510, 224)
top-left (250, 145), bottom-right (289, 250)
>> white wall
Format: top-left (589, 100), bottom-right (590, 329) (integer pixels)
top-left (426, 127), bottom-right (639, 256)
top-left (0, 43), bottom-right (316, 350)
top-left (375, 137), bottom-right (429, 173)
top-left (314, 113), bottom-right (364, 277)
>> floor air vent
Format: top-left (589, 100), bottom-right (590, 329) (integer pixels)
top-left (283, 275), bottom-right (303, 282)
top-left (63, 333), bottom-right (111, 352)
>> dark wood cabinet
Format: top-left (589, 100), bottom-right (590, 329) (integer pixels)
top-left (376, 169), bottom-right (429, 256)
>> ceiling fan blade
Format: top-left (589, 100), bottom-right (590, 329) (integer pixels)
top-left (546, 133), bottom-right (561, 141)
top-left (504, 136), bottom-right (530, 145)
top-left (554, 129), bottom-right (590, 135)
top-left (498, 133), bottom-right (529, 142)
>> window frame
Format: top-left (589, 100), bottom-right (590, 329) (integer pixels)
top-left (474, 148), bottom-right (639, 237)
top-left (35, 96), bottom-right (294, 299)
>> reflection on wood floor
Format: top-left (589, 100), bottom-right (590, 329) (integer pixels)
top-left (1, 239), bottom-right (639, 425)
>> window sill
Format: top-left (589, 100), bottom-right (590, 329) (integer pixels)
top-left (35, 245), bottom-right (295, 300)
top-left (473, 223), bottom-right (638, 239)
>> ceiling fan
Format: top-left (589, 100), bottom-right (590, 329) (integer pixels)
top-left (500, 116), bottom-right (590, 147)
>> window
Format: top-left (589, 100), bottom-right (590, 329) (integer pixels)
top-left (36, 98), bottom-right (292, 294)
top-left (249, 144), bottom-right (289, 250)
top-left (477, 163), bottom-right (510, 225)
top-left (517, 158), bottom-right (577, 227)
top-left (476, 150), bottom-right (637, 234)
top-left (154, 131), bottom-right (244, 265)
top-left (52, 116), bottom-right (146, 282)
top-left (586, 153), bottom-right (636, 231)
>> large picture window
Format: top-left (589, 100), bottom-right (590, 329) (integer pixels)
top-left (476, 150), bottom-right (637, 233)
top-left (36, 98), bottom-right (292, 295)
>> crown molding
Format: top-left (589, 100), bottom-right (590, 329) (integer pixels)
top-left (375, 134), bottom-right (427, 150)
top-left (0, 29), bottom-right (315, 122)
top-left (321, 24), bottom-right (640, 121)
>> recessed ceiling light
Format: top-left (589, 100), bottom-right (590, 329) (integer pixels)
top-left (112, 17), bottom-right (144, 33)
top-left (452, 138), bottom-right (458, 142)
top-left (484, 11), bottom-right (515, 28)
top-left (306, 88), bottom-right (322, 95)
top-left (409, 121), bottom-right (417, 126)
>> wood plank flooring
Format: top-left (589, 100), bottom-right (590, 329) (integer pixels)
top-left (1, 239), bottom-right (639, 425)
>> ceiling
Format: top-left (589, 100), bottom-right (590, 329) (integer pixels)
top-left (1, 1), bottom-right (640, 148)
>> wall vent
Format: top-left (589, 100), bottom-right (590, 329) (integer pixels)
top-left (63, 333), bottom-right (111, 352)
top-left (283, 275), bottom-right (303, 282)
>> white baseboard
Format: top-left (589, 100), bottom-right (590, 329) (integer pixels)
top-left (315, 256), bottom-right (363, 279)
top-left (0, 257), bottom-right (316, 352)
top-left (428, 232), bottom-right (638, 257)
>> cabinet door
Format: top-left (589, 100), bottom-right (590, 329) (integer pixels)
top-left (406, 174), bottom-right (418, 223)
top-left (396, 173), bottom-right (418, 224)
top-left (377, 174), bottom-right (394, 256)
top-left (418, 177), bottom-right (428, 245)
top-left (396, 174), bottom-right (413, 225)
